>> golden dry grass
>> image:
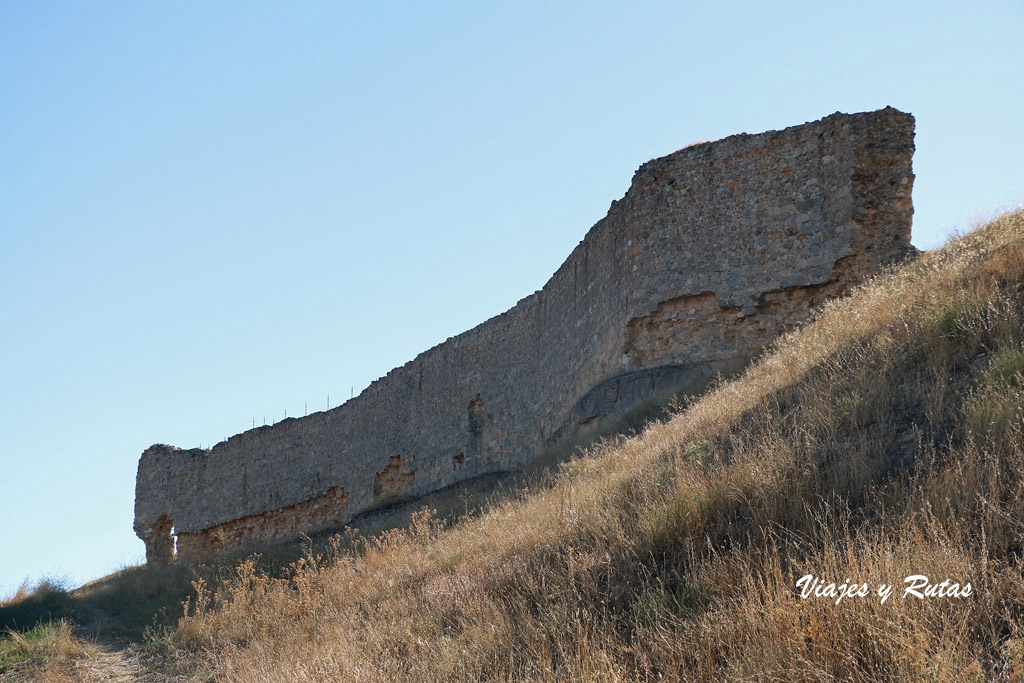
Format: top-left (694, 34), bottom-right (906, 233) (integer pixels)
top-left (0, 619), bottom-right (99, 681)
top-left (162, 208), bottom-right (1024, 682)
top-left (11, 209), bottom-right (1024, 682)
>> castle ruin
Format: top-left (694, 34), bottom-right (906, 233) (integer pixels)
top-left (135, 107), bottom-right (915, 564)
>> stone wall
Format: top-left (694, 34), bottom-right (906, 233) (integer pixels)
top-left (134, 107), bottom-right (915, 562)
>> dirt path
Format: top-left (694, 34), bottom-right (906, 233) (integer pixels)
top-left (71, 645), bottom-right (150, 682)
top-left (0, 640), bottom-right (188, 682)
top-left (70, 603), bottom-right (187, 682)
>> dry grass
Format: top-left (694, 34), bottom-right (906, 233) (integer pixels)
top-left (160, 208), bottom-right (1024, 681)
top-left (13, 209), bottom-right (1024, 681)
top-left (0, 619), bottom-right (98, 681)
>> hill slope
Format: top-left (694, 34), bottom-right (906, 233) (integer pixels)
top-left (5, 208), bottom-right (1024, 681)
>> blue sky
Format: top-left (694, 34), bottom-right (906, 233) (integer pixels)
top-left (1, 1), bottom-right (1021, 595)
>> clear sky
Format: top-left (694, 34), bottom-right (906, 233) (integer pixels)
top-left (1, 1), bottom-right (1022, 596)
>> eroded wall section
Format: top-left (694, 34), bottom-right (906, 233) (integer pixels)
top-left (135, 107), bottom-right (915, 563)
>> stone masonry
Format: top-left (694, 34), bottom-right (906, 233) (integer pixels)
top-left (135, 107), bottom-right (915, 564)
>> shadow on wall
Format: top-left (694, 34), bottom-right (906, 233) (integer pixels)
top-left (551, 360), bottom-right (749, 447)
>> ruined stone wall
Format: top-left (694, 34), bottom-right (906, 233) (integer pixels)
top-left (135, 108), bottom-right (915, 562)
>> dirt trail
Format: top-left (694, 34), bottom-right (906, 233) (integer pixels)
top-left (0, 601), bottom-right (186, 682)
top-left (71, 603), bottom-right (184, 682)
top-left (72, 645), bottom-right (150, 682)
top-left (0, 639), bottom-right (186, 682)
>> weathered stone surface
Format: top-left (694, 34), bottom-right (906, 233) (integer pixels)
top-left (135, 108), bottom-right (915, 563)
top-left (175, 486), bottom-right (349, 557)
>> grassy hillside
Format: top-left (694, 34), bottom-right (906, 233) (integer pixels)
top-left (5, 208), bottom-right (1024, 681)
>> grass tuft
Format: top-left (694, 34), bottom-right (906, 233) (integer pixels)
top-left (0, 619), bottom-right (90, 674)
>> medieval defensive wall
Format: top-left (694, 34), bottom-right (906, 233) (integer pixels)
top-left (135, 107), bottom-right (915, 564)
